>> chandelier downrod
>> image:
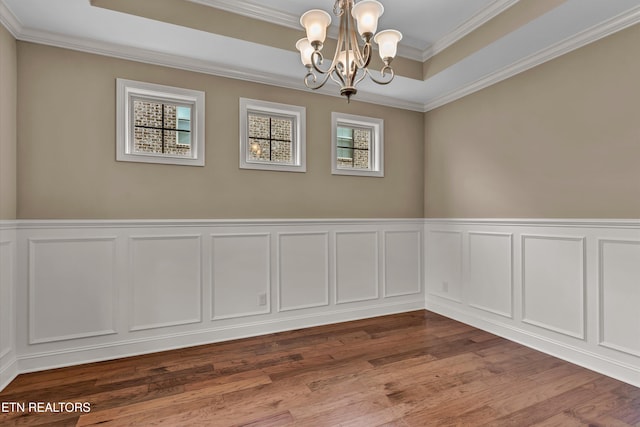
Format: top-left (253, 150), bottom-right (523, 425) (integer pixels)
top-left (296, 0), bottom-right (402, 102)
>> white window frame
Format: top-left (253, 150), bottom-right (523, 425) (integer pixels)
top-left (239, 98), bottom-right (306, 173)
top-left (331, 112), bottom-right (384, 177)
top-left (116, 78), bottom-right (205, 166)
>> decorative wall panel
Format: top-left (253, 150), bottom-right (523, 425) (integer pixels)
top-left (468, 232), bottom-right (513, 318)
top-left (384, 230), bottom-right (422, 297)
top-left (426, 230), bottom-right (463, 302)
top-left (211, 234), bottom-right (271, 319)
top-left (278, 232), bottom-right (329, 312)
top-left (130, 235), bottom-right (202, 331)
top-left (28, 237), bottom-right (117, 343)
top-left (335, 231), bottom-right (378, 304)
top-left (599, 239), bottom-right (640, 357)
top-left (522, 235), bottom-right (585, 339)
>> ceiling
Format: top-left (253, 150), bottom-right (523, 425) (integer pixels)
top-left (1, 0), bottom-right (639, 111)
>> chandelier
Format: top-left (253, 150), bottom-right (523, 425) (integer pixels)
top-left (296, 0), bottom-right (402, 102)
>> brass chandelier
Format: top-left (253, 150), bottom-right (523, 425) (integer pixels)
top-left (296, 0), bottom-right (402, 102)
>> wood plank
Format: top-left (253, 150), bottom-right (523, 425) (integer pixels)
top-left (0, 310), bottom-right (637, 426)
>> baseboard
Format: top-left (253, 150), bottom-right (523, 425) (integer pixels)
top-left (0, 356), bottom-right (18, 392)
top-left (426, 300), bottom-right (640, 388)
top-left (17, 300), bottom-right (424, 375)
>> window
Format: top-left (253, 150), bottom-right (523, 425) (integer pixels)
top-left (240, 98), bottom-right (306, 172)
top-left (332, 112), bottom-right (384, 177)
top-left (117, 79), bottom-right (205, 166)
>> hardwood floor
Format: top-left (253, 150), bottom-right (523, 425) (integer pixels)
top-left (1, 310), bottom-right (638, 426)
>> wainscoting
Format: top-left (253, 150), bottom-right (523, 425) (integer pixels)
top-left (0, 219), bottom-right (424, 391)
top-left (0, 225), bottom-right (17, 391)
top-left (425, 219), bottom-right (640, 388)
top-left (1, 218), bottom-right (639, 392)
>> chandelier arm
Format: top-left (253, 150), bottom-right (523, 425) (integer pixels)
top-left (304, 67), bottom-right (335, 90)
top-left (353, 67), bottom-right (369, 87)
top-left (310, 50), bottom-right (332, 75)
top-left (347, 10), bottom-right (368, 87)
top-left (360, 41), bottom-right (373, 69)
top-left (367, 64), bottom-right (395, 85)
top-left (330, 68), bottom-right (347, 87)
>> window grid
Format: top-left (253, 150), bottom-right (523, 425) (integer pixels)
top-left (239, 98), bottom-right (306, 173)
top-left (116, 78), bottom-right (205, 166)
top-left (336, 126), bottom-right (370, 169)
top-left (331, 112), bottom-right (383, 177)
top-left (248, 114), bottom-right (293, 163)
top-left (247, 112), bottom-right (293, 164)
top-left (132, 99), bottom-right (192, 156)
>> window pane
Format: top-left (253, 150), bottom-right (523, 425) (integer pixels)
top-left (354, 128), bottom-right (371, 150)
top-left (271, 139), bottom-right (292, 163)
top-left (337, 137), bottom-right (353, 149)
top-left (337, 127), bottom-right (352, 139)
top-left (248, 114), bottom-right (270, 139)
top-left (248, 138), bottom-right (271, 162)
top-left (177, 131), bottom-right (191, 146)
top-left (133, 127), bottom-right (163, 153)
top-left (271, 117), bottom-right (292, 141)
top-left (353, 147), bottom-right (369, 169)
top-left (134, 100), bottom-right (163, 128)
top-left (164, 130), bottom-right (192, 156)
top-left (163, 104), bottom-right (176, 130)
top-left (177, 106), bottom-right (191, 126)
top-left (337, 147), bottom-right (353, 159)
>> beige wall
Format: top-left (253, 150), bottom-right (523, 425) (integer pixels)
top-left (424, 23), bottom-right (640, 218)
top-left (0, 25), bottom-right (17, 220)
top-left (16, 42), bottom-right (424, 219)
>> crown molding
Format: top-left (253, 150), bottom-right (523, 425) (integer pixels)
top-left (5, 0), bottom-right (638, 113)
top-left (422, 0), bottom-right (520, 61)
top-left (191, 0), bottom-right (521, 63)
top-left (14, 26), bottom-right (424, 112)
top-left (0, 0), bottom-right (22, 37)
top-left (423, 4), bottom-right (640, 112)
top-left (188, 0), bottom-right (299, 30)
top-left (188, 0), bottom-right (427, 61)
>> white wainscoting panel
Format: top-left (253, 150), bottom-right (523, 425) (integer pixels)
top-left (0, 226), bottom-right (17, 393)
top-left (130, 235), bottom-right (202, 331)
top-left (335, 231), bottom-right (379, 304)
top-left (0, 240), bottom-right (13, 360)
top-left (278, 232), bottom-right (329, 312)
top-left (28, 237), bottom-right (117, 344)
top-left (522, 235), bottom-right (585, 339)
top-left (425, 219), bottom-right (640, 388)
top-left (468, 232), bottom-right (513, 318)
top-left (6, 218), bottom-right (640, 391)
top-left (211, 233), bottom-right (271, 320)
top-left (384, 230), bottom-right (422, 297)
top-left (426, 230), bottom-right (463, 302)
top-left (599, 239), bottom-right (640, 357)
top-left (0, 219), bottom-right (427, 393)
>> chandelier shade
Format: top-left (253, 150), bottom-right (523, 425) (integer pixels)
top-left (296, 0), bottom-right (402, 102)
top-left (351, 0), bottom-right (384, 36)
top-left (374, 29), bottom-right (402, 60)
top-left (300, 9), bottom-right (332, 47)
